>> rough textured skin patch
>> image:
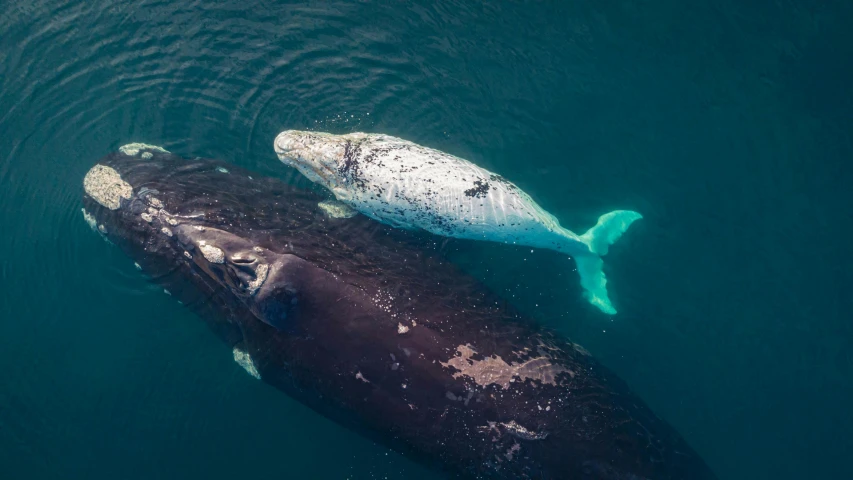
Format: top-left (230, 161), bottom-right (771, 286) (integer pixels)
top-left (160, 227), bottom-right (173, 237)
top-left (246, 263), bottom-right (269, 295)
top-left (140, 212), bottom-right (153, 223)
top-left (397, 323), bottom-right (410, 334)
top-left (199, 244), bottom-right (225, 264)
top-left (216, 167), bottom-right (229, 174)
top-left (441, 344), bottom-right (570, 389)
top-left (318, 199), bottom-right (357, 219)
top-left (83, 165), bottom-right (133, 210)
top-left (118, 143), bottom-right (169, 156)
top-left (233, 347), bottom-right (261, 380)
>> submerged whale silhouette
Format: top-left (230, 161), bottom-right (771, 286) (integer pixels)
top-left (274, 130), bottom-right (641, 315)
top-left (81, 144), bottom-right (714, 479)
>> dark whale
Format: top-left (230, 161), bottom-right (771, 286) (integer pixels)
top-left (81, 146), bottom-right (716, 480)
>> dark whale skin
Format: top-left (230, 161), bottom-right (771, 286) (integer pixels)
top-left (82, 148), bottom-right (717, 480)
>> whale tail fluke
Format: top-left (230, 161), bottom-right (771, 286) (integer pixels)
top-left (574, 210), bottom-right (643, 315)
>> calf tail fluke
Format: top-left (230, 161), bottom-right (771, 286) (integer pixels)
top-left (574, 210), bottom-right (643, 314)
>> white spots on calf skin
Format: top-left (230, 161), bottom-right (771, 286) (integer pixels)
top-left (355, 371), bottom-right (370, 383)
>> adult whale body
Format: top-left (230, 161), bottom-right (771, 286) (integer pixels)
top-left (274, 130), bottom-right (642, 315)
top-left (81, 145), bottom-right (715, 479)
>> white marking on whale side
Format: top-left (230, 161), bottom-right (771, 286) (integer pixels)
top-left (274, 130), bottom-right (642, 314)
top-left (118, 143), bottom-right (169, 156)
top-left (317, 199), bottom-right (358, 219)
top-left (233, 347), bottom-right (261, 380)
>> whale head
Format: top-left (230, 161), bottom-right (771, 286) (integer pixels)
top-left (82, 147), bottom-right (303, 332)
top-left (274, 130), bottom-right (351, 196)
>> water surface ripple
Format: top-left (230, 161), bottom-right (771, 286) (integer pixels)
top-left (1, 1), bottom-right (852, 479)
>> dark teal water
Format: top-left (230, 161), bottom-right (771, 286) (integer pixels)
top-left (1, 1), bottom-right (851, 479)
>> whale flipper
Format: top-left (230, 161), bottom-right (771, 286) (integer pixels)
top-left (573, 210), bottom-right (643, 314)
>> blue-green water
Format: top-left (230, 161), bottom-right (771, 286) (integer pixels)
top-left (1, 1), bottom-right (851, 479)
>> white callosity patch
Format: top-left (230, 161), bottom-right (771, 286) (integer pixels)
top-left (118, 143), bottom-right (169, 156)
top-left (81, 208), bottom-right (98, 231)
top-left (216, 167), bottom-right (229, 174)
top-left (397, 323), bottom-right (410, 334)
top-left (440, 344), bottom-right (571, 389)
top-left (199, 243), bottom-right (222, 263)
top-left (273, 130), bottom-right (643, 315)
top-left (83, 164), bottom-right (133, 210)
top-left (245, 263), bottom-right (269, 295)
top-left (199, 243), bottom-right (225, 264)
top-left (160, 227), bottom-right (173, 237)
top-left (140, 212), bottom-right (153, 223)
top-left (232, 347), bottom-right (261, 380)
top-left (317, 199), bottom-right (357, 219)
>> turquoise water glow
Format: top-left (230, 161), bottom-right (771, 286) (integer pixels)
top-left (1, 1), bottom-right (851, 479)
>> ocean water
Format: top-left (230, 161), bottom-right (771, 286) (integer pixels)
top-left (1, 1), bottom-right (851, 479)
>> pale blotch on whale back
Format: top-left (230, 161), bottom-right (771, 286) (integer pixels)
top-left (199, 243), bottom-right (225, 264)
top-left (318, 199), bottom-right (357, 219)
top-left (83, 165), bottom-right (133, 210)
top-left (118, 143), bottom-right (169, 156)
top-left (232, 347), bottom-right (261, 380)
top-left (440, 344), bottom-right (571, 389)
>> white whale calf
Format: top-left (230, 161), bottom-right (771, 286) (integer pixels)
top-left (274, 130), bottom-right (642, 315)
